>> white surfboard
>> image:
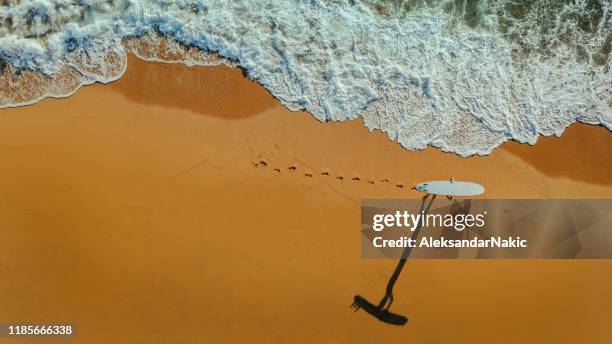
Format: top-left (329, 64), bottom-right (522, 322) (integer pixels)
top-left (415, 180), bottom-right (485, 197)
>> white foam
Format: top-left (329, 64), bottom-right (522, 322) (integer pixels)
top-left (0, 0), bottom-right (610, 156)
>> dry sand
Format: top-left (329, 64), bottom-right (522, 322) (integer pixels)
top-left (0, 56), bottom-right (611, 343)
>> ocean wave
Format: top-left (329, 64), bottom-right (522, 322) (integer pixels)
top-left (0, 0), bottom-right (610, 156)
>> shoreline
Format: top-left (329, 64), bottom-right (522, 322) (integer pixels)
top-left (3, 53), bottom-right (611, 159)
top-left (2, 55), bottom-right (611, 195)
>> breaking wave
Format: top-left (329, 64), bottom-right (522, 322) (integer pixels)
top-left (0, 0), bottom-right (610, 156)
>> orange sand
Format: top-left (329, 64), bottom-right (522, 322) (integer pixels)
top-left (0, 56), bottom-right (611, 343)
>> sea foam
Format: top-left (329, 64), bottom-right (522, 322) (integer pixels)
top-left (0, 0), bottom-right (610, 156)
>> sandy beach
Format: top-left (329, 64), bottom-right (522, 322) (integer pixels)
top-left (0, 56), bottom-right (611, 343)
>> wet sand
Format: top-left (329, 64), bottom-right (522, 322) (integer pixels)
top-left (0, 56), bottom-right (611, 343)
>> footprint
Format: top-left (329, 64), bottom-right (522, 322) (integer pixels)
top-left (396, 184), bottom-right (404, 188)
top-left (251, 159), bottom-right (394, 188)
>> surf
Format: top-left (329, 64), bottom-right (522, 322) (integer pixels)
top-left (0, 0), bottom-right (609, 156)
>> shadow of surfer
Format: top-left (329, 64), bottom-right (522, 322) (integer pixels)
top-left (351, 194), bottom-right (437, 326)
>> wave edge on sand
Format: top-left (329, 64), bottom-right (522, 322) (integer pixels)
top-left (0, 0), bottom-right (610, 156)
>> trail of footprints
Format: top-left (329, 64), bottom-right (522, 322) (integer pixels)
top-left (253, 160), bottom-right (405, 189)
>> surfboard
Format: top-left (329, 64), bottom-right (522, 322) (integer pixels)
top-left (415, 180), bottom-right (485, 197)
